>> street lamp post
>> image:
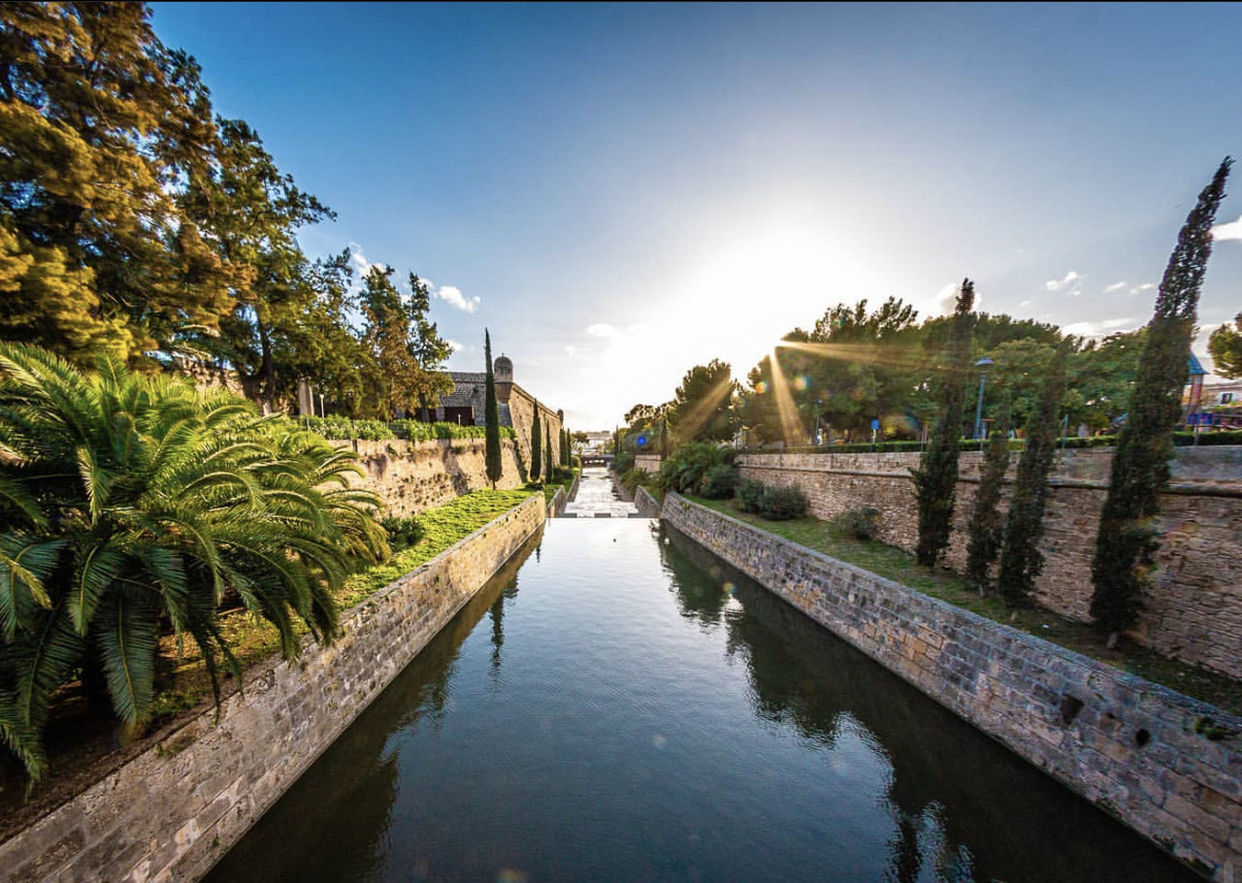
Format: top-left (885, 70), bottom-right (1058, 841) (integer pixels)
top-left (974, 357), bottom-right (994, 440)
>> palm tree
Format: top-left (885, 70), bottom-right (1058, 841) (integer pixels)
top-left (0, 343), bottom-right (388, 779)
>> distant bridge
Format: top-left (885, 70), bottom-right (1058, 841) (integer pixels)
top-left (581, 452), bottom-right (613, 466)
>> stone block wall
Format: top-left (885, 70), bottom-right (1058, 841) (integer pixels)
top-left (0, 495), bottom-right (547, 883)
top-left (661, 493), bottom-right (1241, 879)
top-left (736, 447), bottom-right (1242, 678)
top-left (634, 486), bottom-right (662, 517)
top-left (506, 387), bottom-right (563, 475)
top-left (343, 437), bottom-right (525, 519)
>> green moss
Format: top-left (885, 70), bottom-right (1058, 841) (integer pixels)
top-left (687, 495), bottom-right (1242, 715)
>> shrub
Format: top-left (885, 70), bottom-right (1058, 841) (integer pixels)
top-left (381, 515), bottom-right (425, 553)
top-left (620, 468), bottom-right (650, 493)
top-left (0, 344), bottom-right (389, 780)
top-left (698, 463), bottom-right (739, 499)
top-left (736, 479), bottom-right (766, 513)
top-left (835, 505), bottom-right (881, 540)
top-left (612, 450), bottom-right (636, 474)
top-left (655, 442), bottom-right (736, 495)
top-left (758, 485), bottom-right (808, 520)
top-left (302, 414), bottom-right (394, 440)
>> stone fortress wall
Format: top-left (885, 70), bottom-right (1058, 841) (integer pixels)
top-left (339, 438), bottom-right (526, 519)
top-left (661, 493), bottom-right (1241, 880)
top-left (736, 446), bottom-right (1242, 679)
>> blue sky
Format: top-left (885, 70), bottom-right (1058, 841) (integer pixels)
top-left (150, 2), bottom-right (1242, 428)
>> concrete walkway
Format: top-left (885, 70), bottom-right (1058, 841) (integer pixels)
top-left (562, 466), bottom-right (642, 518)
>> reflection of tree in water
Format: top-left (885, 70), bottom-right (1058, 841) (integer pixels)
top-left (659, 525), bottom-right (1197, 883)
top-left (206, 531), bottom-right (541, 883)
top-left (489, 574), bottom-right (520, 675)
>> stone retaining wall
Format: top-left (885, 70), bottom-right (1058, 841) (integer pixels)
top-left (344, 438), bottom-right (525, 519)
top-left (736, 447), bottom-right (1242, 678)
top-left (634, 486), bottom-right (662, 518)
top-left (0, 495), bottom-right (547, 883)
top-left (662, 493), bottom-right (1241, 880)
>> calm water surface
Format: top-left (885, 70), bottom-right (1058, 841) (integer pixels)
top-left (207, 515), bottom-right (1197, 882)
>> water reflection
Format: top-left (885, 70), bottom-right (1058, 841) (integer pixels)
top-left (659, 525), bottom-right (1194, 883)
top-left (206, 530), bottom-right (540, 882)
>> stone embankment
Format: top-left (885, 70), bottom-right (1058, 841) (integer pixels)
top-left (0, 495), bottom-right (547, 883)
top-left (634, 486), bottom-right (662, 517)
top-left (736, 446), bottom-right (1242, 678)
top-left (661, 492), bottom-right (1241, 880)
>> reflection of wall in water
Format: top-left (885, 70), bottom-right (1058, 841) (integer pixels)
top-left (658, 525), bottom-right (1201, 883)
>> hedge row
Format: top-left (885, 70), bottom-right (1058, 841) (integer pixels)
top-left (293, 415), bottom-right (515, 442)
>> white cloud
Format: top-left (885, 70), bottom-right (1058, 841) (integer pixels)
top-left (1062, 317), bottom-right (1139, 338)
top-left (1104, 281), bottom-right (1127, 293)
top-left (1018, 299), bottom-right (1032, 308)
top-left (445, 339), bottom-right (464, 353)
top-left (1211, 215), bottom-right (1242, 241)
top-left (1130, 282), bottom-right (1155, 295)
top-left (347, 242), bottom-right (387, 281)
top-left (1044, 270), bottom-right (1083, 295)
top-left (564, 345), bottom-right (579, 356)
top-left (433, 284), bottom-right (481, 313)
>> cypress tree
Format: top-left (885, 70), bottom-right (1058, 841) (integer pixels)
top-left (912, 280), bottom-right (975, 567)
top-left (965, 396), bottom-right (1012, 594)
top-left (561, 428), bottom-right (570, 465)
top-left (1091, 158), bottom-right (1232, 643)
top-left (997, 342), bottom-right (1070, 606)
top-left (530, 405), bottom-right (542, 484)
top-left (483, 330), bottom-right (502, 489)
top-left (544, 421), bottom-right (554, 485)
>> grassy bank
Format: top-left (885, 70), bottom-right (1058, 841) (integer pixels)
top-left (686, 495), bottom-right (1242, 715)
top-left (160, 489), bottom-right (537, 705)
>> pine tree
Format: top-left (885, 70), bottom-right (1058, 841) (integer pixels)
top-left (544, 421), bottom-right (554, 485)
top-left (484, 330), bottom-right (502, 489)
top-left (997, 342), bottom-right (1070, 605)
top-left (1091, 158), bottom-right (1232, 643)
top-left (0, 3), bottom-right (236, 365)
top-left (965, 397), bottom-right (1012, 594)
top-left (912, 280), bottom-right (975, 567)
top-left (530, 404), bottom-right (543, 484)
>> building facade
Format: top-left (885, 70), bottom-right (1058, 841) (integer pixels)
top-left (434, 355), bottom-right (565, 470)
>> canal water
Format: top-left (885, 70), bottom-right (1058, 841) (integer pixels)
top-left (207, 513), bottom-right (1197, 881)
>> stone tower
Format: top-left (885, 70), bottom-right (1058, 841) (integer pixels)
top-left (494, 354), bottom-right (513, 403)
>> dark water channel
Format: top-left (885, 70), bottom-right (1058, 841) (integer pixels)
top-left (207, 519), bottom-right (1197, 882)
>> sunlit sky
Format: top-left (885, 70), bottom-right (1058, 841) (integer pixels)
top-left (151, 2), bottom-right (1242, 429)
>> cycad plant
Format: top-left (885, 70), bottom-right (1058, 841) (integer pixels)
top-left (0, 344), bottom-right (388, 780)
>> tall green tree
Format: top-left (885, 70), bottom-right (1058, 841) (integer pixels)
top-left (359, 266), bottom-right (421, 420)
top-left (1208, 313), bottom-right (1242, 378)
top-left (0, 343), bottom-right (387, 779)
top-left (407, 273), bottom-right (455, 419)
top-left (965, 397), bottom-right (1012, 594)
top-left (997, 342), bottom-right (1070, 605)
top-left (178, 119), bottom-right (353, 409)
top-left (1091, 158), bottom-right (1232, 642)
top-left (484, 330), bottom-right (502, 489)
top-left (530, 403), bottom-right (543, 483)
top-left (0, 2), bottom-right (236, 366)
top-left (544, 420), bottom-right (554, 484)
top-left (668, 359), bottom-right (739, 443)
top-left (911, 280), bottom-right (975, 567)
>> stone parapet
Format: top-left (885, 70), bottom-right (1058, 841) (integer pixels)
top-left (0, 495), bottom-right (546, 883)
top-left (662, 493), bottom-right (1240, 879)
